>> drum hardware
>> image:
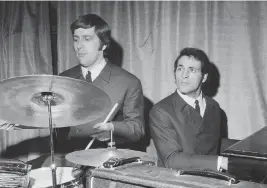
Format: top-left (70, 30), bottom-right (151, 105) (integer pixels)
top-left (0, 122), bottom-right (19, 130)
top-left (66, 139), bottom-right (153, 168)
top-left (0, 75), bottom-right (111, 128)
top-left (0, 158), bottom-right (32, 188)
top-left (29, 167), bottom-right (84, 188)
top-left (42, 91), bottom-right (57, 187)
top-left (0, 159), bottom-right (31, 175)
top-left (177, 169), bottom-right (239, 186)
top-left (0, 75), bottom-right (112, 188)
top-left (0, 122), bottom-right (41, 130)
top-left (72, 103), bottom-right (119, 172)
top-left (102, 156), bottom-right (141, 168)
top-left (72, 130), bottom-right (115, 173)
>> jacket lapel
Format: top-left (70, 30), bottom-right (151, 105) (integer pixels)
top-left (197, 96), bottom-right (217, 135)
top-left (172, 91), bottom-right (188, 124)
top-left (66, 65), bottom-right (85, 81)
top-left (93, 59), bottom-right (112, 86)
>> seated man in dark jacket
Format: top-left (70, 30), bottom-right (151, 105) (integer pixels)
top-left (149, 47), bottom-right (228, 171)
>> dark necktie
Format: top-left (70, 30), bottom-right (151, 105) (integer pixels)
top-left (195, 100), bottom-right (200, 114)
top-left (86, 71), bottom-right (92, 83)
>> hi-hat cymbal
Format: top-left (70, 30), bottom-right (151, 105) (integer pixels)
top-left (0, 75), bottom-right (111, 128)
top-left (65, 148), bottom-right (153, 167)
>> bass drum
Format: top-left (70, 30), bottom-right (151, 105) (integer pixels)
top-left (29, 167), bottom-right (83, 188)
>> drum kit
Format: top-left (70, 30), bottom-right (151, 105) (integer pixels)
top-left (0, 75), bottom-right (153, 188)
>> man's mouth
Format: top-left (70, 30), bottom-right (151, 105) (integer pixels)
top-left (78, 53), bottom-right (87, 57)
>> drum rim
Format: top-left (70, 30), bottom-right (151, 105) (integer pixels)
top-left (29, 167), bottom-right (83, 188)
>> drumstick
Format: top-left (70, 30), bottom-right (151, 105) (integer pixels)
top-left (84, 103), bottom-right (119, 150)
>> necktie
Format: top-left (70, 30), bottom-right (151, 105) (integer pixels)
top-left (195, 100), bottom-right (200, 114)
top-left (86, 71), bottom-right (92, 83)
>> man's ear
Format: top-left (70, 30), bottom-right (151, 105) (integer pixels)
top-left (202, 73), bottom-right (208, 83)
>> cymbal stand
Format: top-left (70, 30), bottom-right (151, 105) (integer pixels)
top-left (42, 92), bottom-right (57, 188)
top-left (107, 130), bottom-right (115, 148)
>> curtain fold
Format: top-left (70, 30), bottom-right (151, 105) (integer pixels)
top-left (0, 1), bottom-right (52, 161)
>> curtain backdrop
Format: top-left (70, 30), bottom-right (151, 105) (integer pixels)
top-left (0, 1), bottom-right (52, 161)
top-left (1, 1), bottom-right (267, 161)
top-left (56, 1), bottom-right (267, 157)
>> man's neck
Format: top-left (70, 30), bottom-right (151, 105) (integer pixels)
top-left (177, 90), bottom-right (202, 100)
top-left (84, 56), bottom-right (105, 71)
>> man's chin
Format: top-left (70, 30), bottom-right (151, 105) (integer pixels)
top-left (180, 91), bottom-right (189, 95)
top-left (178, 87), bottom-right (190, 94)
top-left (79, 61), bottom-right (93, 67)
top-left (178, 88), bottom-right (199, 98)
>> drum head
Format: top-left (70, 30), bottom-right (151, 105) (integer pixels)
top-left (29, 167), bottom-right (78, 188)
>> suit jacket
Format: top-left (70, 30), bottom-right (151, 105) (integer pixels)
top-left (58, 60), bottom-right (144, 150)
top-left (149, 91), bottom-right (221, 171)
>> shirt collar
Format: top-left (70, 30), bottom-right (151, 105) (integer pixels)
top-left (176, 89), bottom-right (203, 108)
top-left (81, 58), bottom-right (106, 81)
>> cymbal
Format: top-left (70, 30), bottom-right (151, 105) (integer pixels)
top-left (65, 148), bottom-right (153, 167)
top-left (0, 75), bottom-right (111, 128)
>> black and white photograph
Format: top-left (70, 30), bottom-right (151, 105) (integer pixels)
top-left (0, 1), bottom-right (267, 187)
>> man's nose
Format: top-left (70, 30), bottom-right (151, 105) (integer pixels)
top-left (76, 41), bottom-right (84, 49)
top-left (182, 69), bottom-right (189, 78)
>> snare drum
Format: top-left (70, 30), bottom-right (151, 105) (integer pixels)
top-left (29, 167), bottom-right (83, 188)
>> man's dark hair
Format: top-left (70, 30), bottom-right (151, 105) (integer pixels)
top-left (70, 14), bottom-right (111, 50)
top-left (174, 47), bottom-right (210, 74)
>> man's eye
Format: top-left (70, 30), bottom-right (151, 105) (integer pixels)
top-left (85, 37), bottom-right (92, 41)
top-left (177, 67), bottom-right (183, 71)
top-left (189, 68), bottom-right (198, 73)
top-left (73, 38), bottom-right (78, 42)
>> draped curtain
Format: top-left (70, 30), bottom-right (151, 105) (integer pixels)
top-left (0, 1), bottom-right (52, 161)
top-left (1, 1), bottom-right (267, 161)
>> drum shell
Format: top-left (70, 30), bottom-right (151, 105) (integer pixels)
top-left (0, 158), bottom-right (31, 188)
top-left (29, 167), bottom-right (84, 188)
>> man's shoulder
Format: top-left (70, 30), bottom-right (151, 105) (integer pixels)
top-left (108, 63), bottom-right (141, 84)
top-left (59, 65), bottom-right (80, 77)
top-left (205, 95), bottom-right (220, 108)
top-left (151, 93), bottom-right (175, 112)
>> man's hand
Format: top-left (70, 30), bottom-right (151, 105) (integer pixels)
top-left (91, 131), bottom-right (110, 142)
top-left (93, 122), bottom-right (114, 132)
top-left (91, 122), bottom-right (114, 141)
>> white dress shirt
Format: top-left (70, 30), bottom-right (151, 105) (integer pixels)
top-left (81, 58), bottom-right (106, 81)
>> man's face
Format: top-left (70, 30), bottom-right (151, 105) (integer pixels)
top-left (175, 56), bottom-right (207, 98)
top-left (73, 27), bottom-right (105, 67)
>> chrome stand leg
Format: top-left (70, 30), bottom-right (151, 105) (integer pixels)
top-left (42, 92), bottom-right (57, 188)
top-left (107, 130), bottom-right (115, 148)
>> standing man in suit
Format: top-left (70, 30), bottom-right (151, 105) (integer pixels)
top-left (149, 48), bottom-right (228, 171)
top-left (57, 14), bottom-right (144, 152)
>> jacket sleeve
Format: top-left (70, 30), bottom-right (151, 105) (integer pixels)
top-left (112, 79), bottom-right (145, 142)
top-left (149, 106), bottom-right (218, 171)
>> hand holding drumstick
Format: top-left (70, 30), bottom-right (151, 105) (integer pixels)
top-left (85, 103), bottom-right (119, 149)
top-left (72, 103), bottom-right (119, 171)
